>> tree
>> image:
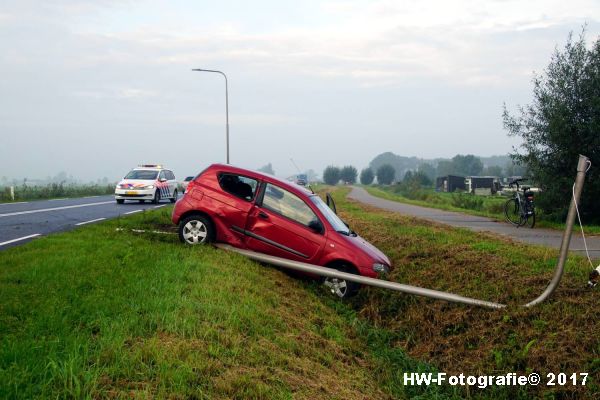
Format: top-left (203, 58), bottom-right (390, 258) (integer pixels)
top-left (257, 163), bottom-right (275, 175)
top-left (340, 165), bottom-right (358, 184)
top-left (482, 165), bottom-right (503, 177)
top-left (323, 166), bottom-right (341, 185)
top-left (503, 29), bottom-right (600, 222)
top-left (452, 154), bottom-right (483, 176)
top-left (417, 163), bottom-right (436, 181)
top-left (376, 164), bottom-right (395, 185)
top-left (360, 168), bottom-right (374, 185)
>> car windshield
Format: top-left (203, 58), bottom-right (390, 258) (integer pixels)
top-left (310, 195), bottom-right (349, 235)
top-left (124, 170), bottom-right (158, 180)
top-left (185, 176), bottom-right (194, 181)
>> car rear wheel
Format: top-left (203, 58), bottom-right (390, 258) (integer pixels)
top-left (323, 264), bottom-right (360, 299)
top-left (170, 189), bottom-right (178, 203)
top-left (153, 190), bottom-right (160, 204)
top-left (179, 215), bottom-right (214, 245)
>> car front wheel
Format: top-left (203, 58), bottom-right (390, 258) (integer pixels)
top-left (178, 215), bottom-right (214, 245)
top-left (323, 264), bottom-right (360, 299)
top-left (170, 189), bottom-right (178, 203)
top-left (153, 190), bottom-right (160, 204)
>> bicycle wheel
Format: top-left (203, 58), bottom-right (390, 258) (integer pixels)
top-left (504, 198), bottom-right (521, 226)
top-left (523, 211), bottom-right (536, 228)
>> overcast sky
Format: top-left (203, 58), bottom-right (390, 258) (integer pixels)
top-left (1, 0), bottom-right (599, 181)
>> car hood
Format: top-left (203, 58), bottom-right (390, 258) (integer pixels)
top-left (118, 179), bottom-right (156, 187)
top-left (339, 232), bottom-right (391, 267)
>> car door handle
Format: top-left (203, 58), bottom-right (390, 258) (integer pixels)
top-left (258, 211), bottom-right (269, 219)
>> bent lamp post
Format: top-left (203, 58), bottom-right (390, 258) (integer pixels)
top-left (192, 68), bottom-right (230, 164)
top-left (218, 155), bottom-right (590, 310)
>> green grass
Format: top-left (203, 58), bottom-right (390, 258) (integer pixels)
top-left (363, 185), bottom-right (600, 234)
top-left (328, 187), bottom-right (599, 399)
top-left (2, 196), bottom-right (598, 399)
top-left (0, 207), bottom-right (467, 399)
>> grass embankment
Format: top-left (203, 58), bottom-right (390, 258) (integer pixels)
top-left (364, 185), bottom-right (600, 234)
top-left (0, 183), bottom-right (115, 203)
top-left (1, 193), bottom-right (598, 398)
top-left (0, 207), bottom-right (457, 399)
top-left (329, 187), bottom-right (599, 399)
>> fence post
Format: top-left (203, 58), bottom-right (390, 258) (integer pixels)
top-left (10, 186), bottom-right (14, 201)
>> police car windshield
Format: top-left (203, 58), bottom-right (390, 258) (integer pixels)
top-left (125, 170), bottom-right (158, 180)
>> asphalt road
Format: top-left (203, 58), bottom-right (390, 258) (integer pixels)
top-left (348, 186), bottom-right (600, 260)
top-left (0, 195), bottom-right (175, 250)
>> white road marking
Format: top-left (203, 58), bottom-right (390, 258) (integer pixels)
top-left (0, 202), bottom-right (29, 206)
top-left (0, 201), bottom-right (114, 218)
top-left (83, 195), bottom-right (100, 198)
top-left (48, 198), bottom-right (69, 201)
top-left (124, 209), bottom-right (143, 215)
top-left (75, 218), bottom-right (106, 226)
top-left (154, 204), bottom-right (167, 208)
top-left (0, 233), bottom-right (41, 246)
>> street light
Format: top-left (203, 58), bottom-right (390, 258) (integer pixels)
top-left (192, 68), bottom-right (230, 164)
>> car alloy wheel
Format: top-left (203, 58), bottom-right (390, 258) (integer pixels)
top-left (324, 277), bottom-right (349, 298)
top-left (179, 215), bottom-right (214, 245)
top-left (323, 264), bottom-right (360, 299)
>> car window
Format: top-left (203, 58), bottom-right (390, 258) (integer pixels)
top-left (218, 173), bottom-right (258, 201)
top-left (125, 170), bottom-right (158, 180)
top-left (167, 170), bottom-right (175, 180)
top-left (262, 183), bottom-right (317, 226)
top-left (159, 170), bottom-right (166, 180)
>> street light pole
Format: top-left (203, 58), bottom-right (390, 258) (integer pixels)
top-left (192, 68), bottom-right (230, 164)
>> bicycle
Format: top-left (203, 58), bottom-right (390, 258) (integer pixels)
top-left (504, 178), bottom-right (536, 228)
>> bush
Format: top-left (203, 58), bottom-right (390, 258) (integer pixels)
top-left (450, 193), bottom-right (484, 211)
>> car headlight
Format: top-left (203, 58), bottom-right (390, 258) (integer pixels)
top-left (142, 185), bottom-right (154, 189)
top-left (372, 262), bottom-right (389, 274)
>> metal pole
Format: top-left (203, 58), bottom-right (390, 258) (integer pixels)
top-left (192, 68), bottom-right (230, 164)
top-left (216, 244), bottom-right (506, 309)
top-left (524, 154), bottom-right (590, 307)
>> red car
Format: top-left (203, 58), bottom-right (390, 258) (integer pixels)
top-left (172, 164), bottom-right (391, 298)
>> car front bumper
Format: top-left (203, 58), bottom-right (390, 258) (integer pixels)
top-left (115, 188), bottom-right (155, 200)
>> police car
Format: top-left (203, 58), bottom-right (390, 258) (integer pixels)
top-left (115, 165), bottom-right (178, 204)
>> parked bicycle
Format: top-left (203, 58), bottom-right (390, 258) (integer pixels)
top-left (504, 178), bottom-right (536, 228)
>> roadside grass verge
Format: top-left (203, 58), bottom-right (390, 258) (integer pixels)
top-left (0, 207), bottom-right (463, 399)
top-left (363, 185), bottom-right (600, 234)
top-left (0, 183), bottom-right (115, 203)
top-left (328, 187), bottom-right (599, 399)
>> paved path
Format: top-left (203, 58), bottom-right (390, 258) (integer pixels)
top-left (348, 186), bottom-right (600, 260)
top-left (0, 195), bottom-right (176, 250)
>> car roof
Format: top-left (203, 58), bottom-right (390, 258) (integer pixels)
top-left (207, 164), bottom-right (314, 198)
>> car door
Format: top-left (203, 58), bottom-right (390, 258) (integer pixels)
top-left (244, 182), bottom-right (325, 264)
top-left (208, 172), bottom-right (259, 244)
top-left (167, 170), bottom-right (177, 197)
top-left (157, 170), bottom-right (171, 198)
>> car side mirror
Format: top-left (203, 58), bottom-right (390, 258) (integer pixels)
top-left (308, 219), bottom-right (324, 234)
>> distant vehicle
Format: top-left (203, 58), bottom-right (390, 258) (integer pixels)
top-left (295, 173), bottom-right (308, 186)
top-left (172, 164), bottom-right (392, 298)
top-left (115, 165), bottom-right (178, 204)
top-left (181, 176), bottom-right (195, 192)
